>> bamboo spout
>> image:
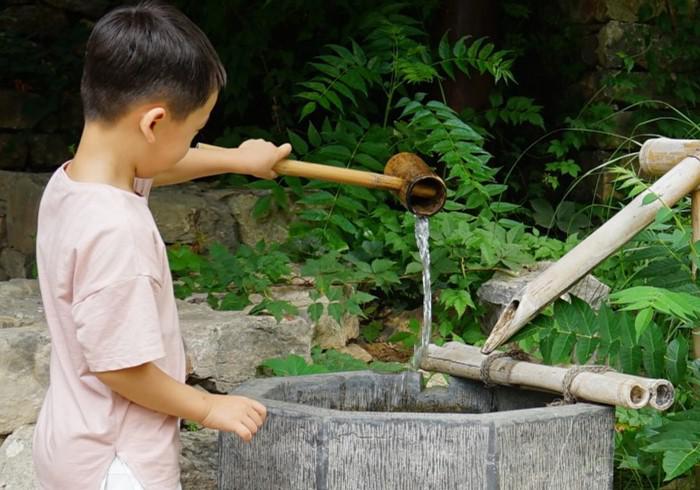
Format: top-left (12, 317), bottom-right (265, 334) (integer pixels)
top-left (196, 143), bottom-right (446, 216)
top-left (482, 155), bottom-right (700, 353)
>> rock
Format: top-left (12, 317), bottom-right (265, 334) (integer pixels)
top-left (384, 308), bottom-right (421, 337)
top-left (0, 134), bottom-right (28, 171)
top-left (477, 261), bottom-right (611, 333)
top-left (0, 424), bottom-right (37, 490)
top-left (225, 190), bottom-right (293, 246)
top-left (0, 279), bottom-right (43, 329)
top-left (149, 185), bottom-right (239, 252)
top-left (0, 91), bottom-right (45, 130)
top-left (0, 277), bottom-right (317, 435)
top-left (338, 343), bottom-right (373, 363)
top-left (4, 171), bottom-right (48, 255)
top-left (0, 248), bottom-right (31, 279)
top-left (43, 0), bottom-right (112, 18)
top-left (0, 5), bottom-right (68, 39)
top-left (578, 70), bottom-right (668, 104)
top-left (179, 428), bottom-right (217, 490)
top-left (560, 0), bottom-right (665, 23)
top-left (179, 296), bottom-right (315, 393)
top-left (248, 285), bottom-right (360, 350)
top-left (0, 325), bottom-right (50, 435)
top-left (27, 134), bottom-right (72, 171)
top-left (0, 424), bottom-right (217, 490)
top-left (597, 21), bottom-right (652, 69)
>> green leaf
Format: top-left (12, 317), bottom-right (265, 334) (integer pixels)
top-left (287, 130), bottom-right (308, 156)
top-left (219, 292), bottom-right (250, 311)
top-left (665, 336), bottom-right (689, 385)
top-left (634, 307), bottom-right (653, 341)
top-left (252, 195), bottom-right (272, 219)
top-left (259, 354), bottom-right (328, 376)
top-left (662, 446), bottom-right (700, 481)
top-left (405, 262), bottom-right (423, 274)
top-left (308, 302), bottom-right (324, 322)
top-left (328, 302), bottom-right (343, 324)
top-left (439, 289), bottom-right (475, 318)
top-left (640, 322), bottom-right (666, 378)
top-left (300, 102), bottom-right (317, 121)
top-left (307, 122), bottom-right (322, 147)
top-left (330, 214), bottom-right (358, 234)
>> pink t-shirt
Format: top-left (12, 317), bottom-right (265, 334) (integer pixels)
top-left (32, 160), bottom-right (186, 489)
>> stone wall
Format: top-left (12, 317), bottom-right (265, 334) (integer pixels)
top-left (558, 0), bottom-right (693, 199)
top-left (0, 168), bottom-right (295, 280)
top-left (0, 1), bottom-right (117, 173)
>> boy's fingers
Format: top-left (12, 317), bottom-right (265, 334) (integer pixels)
top-left (277, 142), bottom-right (292, 159)
top-left (249, 399), bottom-right (267, 418)
top-left (247, 408), bottom-right (264, 426)
top-left (234, 422), bottom-right (253, 442)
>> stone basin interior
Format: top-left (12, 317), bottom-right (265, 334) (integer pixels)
top-left (258, 370), bottom-right (557, 414)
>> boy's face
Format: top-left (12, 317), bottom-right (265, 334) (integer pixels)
top-left (141, 91), bottom-right (217, 176)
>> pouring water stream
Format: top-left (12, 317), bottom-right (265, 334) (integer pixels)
top-left (410, 216), bottom-right (432, 370)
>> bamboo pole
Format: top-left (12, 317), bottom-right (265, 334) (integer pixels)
top-left (196, 142), bottom-right (437, 198)
top-left (639, 138), bottom-right (700, 176)
top-left (482, 155), bottom-right (700, 353)
top-left (421, 343), bottom-right (655, 410)
top-left (603, 373), bottom-right (674, 411)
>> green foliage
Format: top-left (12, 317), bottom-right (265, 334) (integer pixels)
top-left (167, 241), bottom-right (295, 320)
top-left (259, 347), bottom-right (408, 376)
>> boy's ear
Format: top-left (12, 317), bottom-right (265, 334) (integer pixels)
top-left (138, 107), bottom-right (167, 143)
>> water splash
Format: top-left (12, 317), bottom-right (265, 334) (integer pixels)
top-left (410, 216), bottom-right (432, 370)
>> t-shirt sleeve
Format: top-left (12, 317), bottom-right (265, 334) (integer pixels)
top-left (71, 274), bottom-right (166, 372)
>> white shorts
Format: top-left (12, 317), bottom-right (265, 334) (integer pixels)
top-left (99, 456), bottom-right (182, 490)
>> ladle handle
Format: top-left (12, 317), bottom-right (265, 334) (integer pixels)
top-left (196, 142), bottom-right (436, 198)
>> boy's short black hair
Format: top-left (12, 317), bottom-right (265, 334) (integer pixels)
top-left (81, 1), bottom-right (226, 122)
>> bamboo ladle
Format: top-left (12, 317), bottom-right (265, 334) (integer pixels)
top-left (197, 142), bottom-right (447, 216)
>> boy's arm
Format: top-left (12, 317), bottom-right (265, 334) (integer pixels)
top-left (95, 361), bottom-right (266, 442)
top-left (152, 140), bottom-right (292, 187)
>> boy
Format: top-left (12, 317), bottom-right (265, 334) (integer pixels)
top-left (32, 2), bottom-right (291, 488)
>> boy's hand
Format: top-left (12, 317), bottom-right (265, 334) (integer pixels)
top-left (234, 139), bottom-right (292, 180)
top-left (199, 393), bottom-right (268, 442)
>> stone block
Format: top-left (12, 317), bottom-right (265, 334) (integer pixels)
top-left (43, 0), bottom-right (112, 18)
top-left (0, 247), bottom-right (31, 279)
top-left (180, 428), bottom-right (217, 490)
top-left (477, 261), bottom-right (610, 333)
top-left (225, 189), bottom-right (293, 246)
top-left (0, 423), bottom-right (219, 489)
top-left (560, 0), bottom-right (665, 23)
top-left (0, 424), bottom-right (36, 490)
top-left (0, 134), bottom-right (28, 171)
top-left (248, 285), bottom-right (360, 350)
top-left (0, 278), bottom-right (317, 435)
top-left (0, 5), bottom-right (68, 38)
top-left (221, 371), bottom-right (615, 490)
top-left (597, 21), bottom-right (653, 69)
top-left (149, 185), bottom-right (239, 251)
top-left (0, 326), bottom-right (50, 435)
top-left (27, 133), bottom-right (72, 171)
top-left (178, 297), bottom-right (315, 393)
top-left (0, 91), bottom-right (45, 130)
top-left (4, 171), bottom-right (48, 255)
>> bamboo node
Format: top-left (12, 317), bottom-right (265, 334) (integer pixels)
top-left (479, 348), bottom-right (534, 387)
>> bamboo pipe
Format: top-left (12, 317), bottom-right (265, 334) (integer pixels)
top-left (421, 343), bottom-right (652, 409)
top-left (482, 155), bottom-right (700, 353)
top-left (639, 137), bottom-right (700, 176)
top-left (637, 137), bottom-right (700, 361)
top-left (196, 143), bottom-right (447, 216)
top-left (603, 372), bottom-right (674, 411)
